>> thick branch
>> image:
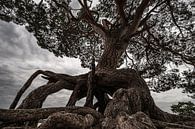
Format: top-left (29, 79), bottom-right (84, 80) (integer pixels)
top-left (120, 0), bottom-right (151, 39)
top-left (78, 0), bottom-right (108, 38)
top-left (129, 23), bottom-right (156, 38)
top-left (114, 0), bottom-right (127, 25)
top-left (2, 69), bottom-right (195, 129)
top-left (52, 0), bottom-right (107, 37)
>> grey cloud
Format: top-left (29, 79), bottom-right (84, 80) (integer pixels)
top-left (0, 66), bottom-right (20, 108)
top-left (0, 21), bottom-right (45, 60)
top-left (0, 21), bottom-right (19, 44)
top-left (0, 20), bottom-right (88, 109)
top-left (151, 89), bottom-right (195, 113)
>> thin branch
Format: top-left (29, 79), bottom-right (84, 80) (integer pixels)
top-left (166, 0), bottom-right (184, 37)
top-left (129, 22), bottom-right (156, 38)
top-left (132, 29), bottom-right (194, 66)
top-left (125, 50), bottom-right (135, 68)
top-left (37, 0), bottom-right (43, 7)
top-left (52, 0), bottom-right (77, 21)
top-left (147, 30), bottom-right (194, 65)
top-left (139, 0), bottom-right (166, 27)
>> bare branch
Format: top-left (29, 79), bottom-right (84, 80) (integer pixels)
top-left (166, 0), bottom-right (184, 37)
top-left (37, 0), bottom-right (43, 7)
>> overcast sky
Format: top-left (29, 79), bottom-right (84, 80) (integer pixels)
top-left (0, 20), bottom-right (194, 113)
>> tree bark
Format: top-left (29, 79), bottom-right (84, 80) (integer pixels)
top-left (38, 112), bottom-right (95, 129)
top-left (0, 107), bottom-right (102, 123)
top-left (96, 37), bottom-right (128, 72)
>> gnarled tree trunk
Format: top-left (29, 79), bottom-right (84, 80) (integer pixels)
top-left (96, 36), bottom-right (128, 72)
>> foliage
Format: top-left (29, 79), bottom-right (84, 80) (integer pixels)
top-left (178, 70), bottom-right (195, 99)
top-left (171, 101), bottom-right (195, 116)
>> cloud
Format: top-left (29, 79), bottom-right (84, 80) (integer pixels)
top-left (0, 21), bottom-right (88, 108)
top-left (0, 65), bottom-right (20, 108)
top-left (151, 89), bottom-right (195, 113)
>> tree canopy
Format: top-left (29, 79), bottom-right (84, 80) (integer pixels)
top-left (171, 101), bottom-right (195, 116)
top-left (0, 0), bottom-right (195, 92)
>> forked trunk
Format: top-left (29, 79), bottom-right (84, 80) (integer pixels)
top-left (96, 37), bottom-right (128, 72)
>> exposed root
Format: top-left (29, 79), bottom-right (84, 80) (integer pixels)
top-left (10, 70), bottom-right (45, 109)
top-left (0, 107), bottom-right (102, 123)
top-left (38, 112), bottom-right (95, 129)
top-left (10, 70), bottom-right (80, 109)
top-left (66, 80), bottom-right (86, 106)
top-left (152, 119), bottom-right (195, 129)
top-left (18, 80), bottom-right (69, 109)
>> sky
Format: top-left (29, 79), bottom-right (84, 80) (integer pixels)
top-left (0, 20), bottom-right (194, 113)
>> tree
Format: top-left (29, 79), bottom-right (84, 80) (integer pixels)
top-left (0, 0), bottom-right (195, 128)
top-left (171, 101), bottom-right (195, 117)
